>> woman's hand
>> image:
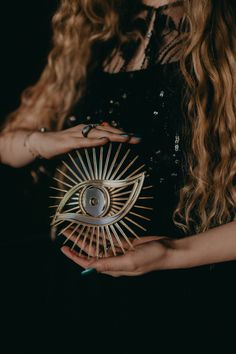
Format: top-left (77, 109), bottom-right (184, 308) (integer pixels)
top-left (60, 220), bottom-right (236, 275)
top-left (29, 123), bottom-right (140, 159)
top-left (61, 234), bottom-right (174, 277)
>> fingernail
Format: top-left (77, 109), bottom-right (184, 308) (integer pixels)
top-left (81, 268), bottom-right (97, 276)
top-left (133, 136), bottom-right (142, 141)
top-left (120, 134), bottom-right (130, 138)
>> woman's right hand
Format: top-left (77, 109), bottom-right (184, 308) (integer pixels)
top-left (29, 123), bottom-right (141, 160)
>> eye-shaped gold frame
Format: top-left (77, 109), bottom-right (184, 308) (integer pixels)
top-left (50, 143), bottom-right (153, 258)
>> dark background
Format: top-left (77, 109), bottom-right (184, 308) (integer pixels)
top-left (1, 1), bottom-right (57, 119)
top-left (0, 2), bottom-right (58, 353)
top-left (1, 2), bottom-right (236, 354)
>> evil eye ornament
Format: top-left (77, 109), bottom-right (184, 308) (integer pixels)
top-left (50, 143), bottom-right (153, 258)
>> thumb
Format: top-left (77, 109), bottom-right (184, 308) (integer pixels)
top-left (132, 235), bottom-right (168, 246)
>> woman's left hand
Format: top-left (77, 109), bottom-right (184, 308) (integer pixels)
top-left (60, 233), bottom-right (173, 277)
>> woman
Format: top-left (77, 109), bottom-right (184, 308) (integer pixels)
top-left (1, 0), bottom-right (236, 353)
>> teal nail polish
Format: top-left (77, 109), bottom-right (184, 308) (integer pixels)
top-left (133, 136), bottom-right (142, 141)
top-left (81, 268), bottom-right (97, 276)
top-left (120, 134), bottom-right (130, 138)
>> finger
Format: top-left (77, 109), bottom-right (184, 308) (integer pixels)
top-left (126, 136), bottom-right (141, 145)
top-left (60, 246), bottom-right (141, 277)
top-left (62, 229), bottom-right (124, 258)
top-left (70, 123), bottom-right (141, 145)
top-left (79, 127), bottom-right (141, 144)
top-left (60, 246), bottom-right (141, 276)
top-left (101, 270), bottom-right (143, 277)
top-left (61, 246), bottom-right (94, 268)
top-left (96, 129), bottom-right (142, 145)
top-left (96, 125), bottom-right (125, 134)
top-left (93, 124), bottom-right (141, 145)
top-left (72, 122), bottom-right (124, 135)
top-left (95, 233), bottom-right (163, 250)
top-left (89, 254), bottom-right (134, 273)
top-left (132, 236), bottom-right (168, 246)
top-left (72, 137), bottom-right (109, 149)
top-left (62, 228), bottom-right (97, 257)
top-left (87, 129), bottom-right (133, 143)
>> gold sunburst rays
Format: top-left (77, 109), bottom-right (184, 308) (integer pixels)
top-left (50, 143), bottom-right (153, 258)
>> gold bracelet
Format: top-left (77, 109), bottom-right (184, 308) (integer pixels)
top-left (23, 128), bottom-right (47, 159)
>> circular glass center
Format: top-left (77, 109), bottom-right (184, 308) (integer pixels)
top-left (90, 197), bottom-right (98, 206)
top-left (81, 186), bottom-right (109, 217)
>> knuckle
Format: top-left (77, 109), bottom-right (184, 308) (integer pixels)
top-left (69, 124), bottom-right (84, 133)
top-left (70, 137), bottom-right (81, 149)
top-left (77, 123), bottom-right (85, 130)
top-left (98, 131), bottom-right (109, 138)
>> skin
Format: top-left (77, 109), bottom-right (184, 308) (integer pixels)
top-left (60, 219), bottom-right (236, 277)
top-left (2, 111), bottom-right (232, 279)
top-left (1, 0), bottom-right (236, 279)
top-left (0, 122), bottom-right (140, 167)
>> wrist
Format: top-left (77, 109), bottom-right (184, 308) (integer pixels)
top-left (157, 237), bottom-right (191, 270)
top-left (24, 128), bottom-right (47, 160)
top-left (28, 131), bottom-right (42, 157)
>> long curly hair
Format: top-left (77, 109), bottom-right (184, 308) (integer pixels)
top-left (3, 0), bottom-right (236, 235)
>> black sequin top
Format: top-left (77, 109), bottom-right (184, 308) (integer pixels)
top-left (63, 0), bottom-right (189, 238)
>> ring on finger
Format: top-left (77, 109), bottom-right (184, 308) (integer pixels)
top-left (82, 124), bottom-right (99, 138)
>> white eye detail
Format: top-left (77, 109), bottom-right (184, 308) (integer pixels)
top-left (50, 143), bottom-right (153, 257)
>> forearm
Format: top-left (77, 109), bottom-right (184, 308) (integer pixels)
top-left (164, 220), bottom-right (236, 269)
top-left (0, 130), bottom-right (38, 167)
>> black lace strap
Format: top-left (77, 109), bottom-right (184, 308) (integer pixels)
top-left (103, 0), bottom-right (186, 73)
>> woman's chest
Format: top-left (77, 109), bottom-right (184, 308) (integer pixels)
top-left (65, 65), bottom-right (186, 187)
top-left (67, 65), bottom-right (183, 140)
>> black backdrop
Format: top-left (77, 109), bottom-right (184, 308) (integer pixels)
top-left (0, 2), bottom-right (58, 353)
top-left (1, 1), bottom-right (57, 119)
top-left (1, 2), bottom-right (236, 354)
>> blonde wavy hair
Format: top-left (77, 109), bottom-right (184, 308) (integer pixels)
top-left (3, 0), bottom-right (236, 235)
